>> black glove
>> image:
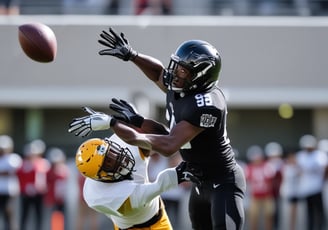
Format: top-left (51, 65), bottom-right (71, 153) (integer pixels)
top-left (175, 161), bottom-right (202, 187)
top-left (98, 27), bottom-right (137, 61)
top-left (109, 98), bottom-right (144, 128)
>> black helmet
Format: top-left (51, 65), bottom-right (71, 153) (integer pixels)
top-left (167, 40), bottom-right (221, 93)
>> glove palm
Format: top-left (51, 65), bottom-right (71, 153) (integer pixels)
top-left (109, 98), bottom-right (144, 127)
top-left (68, 107), bottom-right (114, 137)
top-left (98, 27), bottom-right (137, 61)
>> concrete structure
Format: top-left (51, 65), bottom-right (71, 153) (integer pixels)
top-left (0, 15), bottom-right (328, 230)
top-left (0, 15), bottom-right (327, 155)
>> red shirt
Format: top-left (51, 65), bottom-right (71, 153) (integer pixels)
top-left (16, 157), bottom-right (50, 196)
top-left (45, 163), bottom-right (69, 206)
top-left (245, 161), bottom-right (276, 198)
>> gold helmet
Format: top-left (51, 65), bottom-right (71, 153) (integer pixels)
top-left (75, 138), bottom-right (135, 182)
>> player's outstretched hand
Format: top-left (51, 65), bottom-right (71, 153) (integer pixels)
top-left (109, 98), bottom-right (144, 127)
top-left (98, 27), bottom-right (137, 61)
top-left (175, 161), bottom-right (202, 187)
top-left (68, 107), bottom-right (115, 137)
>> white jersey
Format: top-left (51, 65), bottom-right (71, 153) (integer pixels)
top-left (280, 163), bottom-right (301, 198)
top-left (0, 153), bottom-right (22, 195)
top-left (83, 134), bottom-right (178, 229)
top-left (296, 149), bottom-right (328, 197)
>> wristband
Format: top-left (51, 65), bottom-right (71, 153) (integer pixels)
top-left (129, 50), bottom-right (138, 61)
top-left (110, 117), bottom-right (117, 127)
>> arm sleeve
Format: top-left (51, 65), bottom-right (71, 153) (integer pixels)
top-left (129, 168), bottom-right (178, 208)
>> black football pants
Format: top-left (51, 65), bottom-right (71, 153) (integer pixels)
top-left (188, 165), bottom-right (246, 230)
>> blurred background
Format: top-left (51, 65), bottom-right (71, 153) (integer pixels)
top-left (0, 0), bottom-right (328, 230)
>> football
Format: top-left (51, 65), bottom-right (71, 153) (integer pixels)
top-left (18, 22), bottom-right (57, 63)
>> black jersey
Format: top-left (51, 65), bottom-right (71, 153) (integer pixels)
top-left (166, 87), bottom-right (236, 182)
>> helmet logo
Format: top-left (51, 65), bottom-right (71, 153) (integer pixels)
top-left (194, 61), bottom-right (214, 80)
top-left (97, 144), bottom-right (107, 156)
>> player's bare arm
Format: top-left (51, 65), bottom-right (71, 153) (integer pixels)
top-left (111, 119), bottom-right (204, 156)
top-left (68, 109), bottom-right (203, 157)
top-left (132, 53), bottom-right (167, 92)
top-left (139, 119), bottom-right (169, 135)
top-left (98, 27), bottom-right (167, 93)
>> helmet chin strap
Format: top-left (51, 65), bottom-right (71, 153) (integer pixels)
top-left (170, 82), bottom-right (197, 98)
top-left (170, 85), bottom-right (183, 92)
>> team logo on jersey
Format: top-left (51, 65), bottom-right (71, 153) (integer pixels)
top-left (200, 114), bottom-right (217, 127)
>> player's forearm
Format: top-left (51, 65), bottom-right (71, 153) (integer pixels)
top-left (111, 121), bottom-right (153, 150)
top-left (141, 119), bottom-right (169, 135)
top-left (112, 121), bottom-right (177, 155)
top-left (129, 168), bottom-right (178, 208)
top-left (132, 53), bottom-right (165, 82)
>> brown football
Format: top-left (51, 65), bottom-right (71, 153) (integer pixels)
top-left (18, 22), bottom-right (57, 63)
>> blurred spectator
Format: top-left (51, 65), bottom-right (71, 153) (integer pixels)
top-left (245, 145), bottom-right (276, 230)
top-left (280, 148), bottom-right (301, 230)
top-left (134, 0), bottom-right (172, 15)
top-left (0, 135), bottom-right (22, 230)
top-left (0, 0), bottom-right (19, 15)
top-left (296, 134), bottom-right (328, 230)
top-left (134, 0), bottom-right (149, 14)
top-left (318, 138), bottom-right (328, 153)
top-left (104, 0), bottom-right (120, 14)
top-left (61, 0), bottom-right (109, 14)
top-left (264, 142), bottom-right (284, 230)
top-left (310, 0), bottom-right (328, 15)
top-left (4, 0), bottom-right (325, 16)
top-left (252, 0), bottom-right (295, 15)
top-left (209, 0), bottom-right (249, 15)
top-left (294, 0), bottom-right (311, 15)
top-left (318, 138), bottom-right (328, 179)
top-left (45, 147), bottom-right (69, 230)
top-left (152, 0), bottom-right (172, 14)
top-left (16, 139), bottom-right (50, 230)
top-left (318, 0), bottom-right (328, 14)
top-left (255, 0), bottom-right (280, 15)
